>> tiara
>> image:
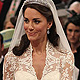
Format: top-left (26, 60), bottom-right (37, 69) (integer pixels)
top-left (24, 0), bottom-right (49, 8)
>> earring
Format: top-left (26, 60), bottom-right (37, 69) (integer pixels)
top-left (47, 28), bottom-right (50, 34)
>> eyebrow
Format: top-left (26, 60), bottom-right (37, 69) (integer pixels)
top-left (24, 16), bottom-right (40, 20)
top-left (24, 17), bottom-right (27, 19)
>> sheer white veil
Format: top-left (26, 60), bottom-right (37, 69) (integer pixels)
top-left (8, 0), bottom-right (72, 52)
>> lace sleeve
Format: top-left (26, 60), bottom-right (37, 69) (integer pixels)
top-left (61, 52), bottom-right (74, 80)
top-left (3, 52), bottom-right (15, 80)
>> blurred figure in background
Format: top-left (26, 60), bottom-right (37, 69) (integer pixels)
top-left (0, 33), bottom-right (4, 80)
top-left (0, 0), bottom-right (25, 31)
top-left (56, 0), bottom-right (69, 27)
top-left (0, 16), bottom-right (17, 60)
top-left (68, 1), bottom-right (80, 17)
top-left (64, 13), bottom-right (80, 80)
top-left (68, 0), bottom-right (80, 7)
top-left (0, 28), bottom-right (14, 67)
top-left (4, 16), bottom-right (17, 29)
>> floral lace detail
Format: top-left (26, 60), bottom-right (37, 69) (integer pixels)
top-left (3, 41), bottom-right (74, 80)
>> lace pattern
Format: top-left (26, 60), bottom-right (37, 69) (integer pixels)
top-left (3, 41), bottom-right (74, 80)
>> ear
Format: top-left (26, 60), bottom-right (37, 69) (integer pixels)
top-left (47, 21), bottom-right (53, 29)
top-left (1, 44), bottom-right (4, 51)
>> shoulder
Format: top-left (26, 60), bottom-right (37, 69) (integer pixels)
top-left (5, 51), bottom-right (16, 59)
top-left (55, 46), bottom-right (73, 55)
top-left (48, 43), bottom-right (74, 68)
top-left (4, 51), bottom-right (17, 64)
top-left (56, 47), bottom-right (74, 60)
top-left (51, 46), bottom-right (74, 63)
top-left (48, 41), bottom-right (74, 58)
top-left (56, 47), bottom-right (74, 66)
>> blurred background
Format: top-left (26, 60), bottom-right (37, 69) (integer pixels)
top-left (0, 0), bottom-right (80, 31)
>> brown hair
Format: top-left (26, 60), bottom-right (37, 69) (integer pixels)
top-left (13, 3), bottom-right (59, 56)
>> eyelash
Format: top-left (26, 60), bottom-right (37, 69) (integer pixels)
top-left (68, 29), bottom-right (72, 32)
top-left (75, 30), bottom-right (80, 32)
top-left (24, 19), bottom-right (41, 24)
top-left (24, 19), bottom-right (29, 23)
top-left (68, 29), bottom-right (80, 33)
top-left (33, 20), bottom-right (41, 24)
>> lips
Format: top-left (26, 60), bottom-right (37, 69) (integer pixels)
top-left (69, 38), bottom-right (77, 42)
top-left (70, 37), bottom-right (75, 40)
top-left (28, 32), bottom-right (36, 36)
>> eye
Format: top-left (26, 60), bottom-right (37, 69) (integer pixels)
top-left (33, 19), bottom-right (41, 24)
top-left (75, 30), bottom-right (80, 33)
top-left (68, 29), bottom-right (72, 32)
top-left (24, 18), bottom-right (29, 23)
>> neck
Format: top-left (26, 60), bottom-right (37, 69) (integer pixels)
top-left (31, 38), bottom-right (47, 55)
top-left (71, 42), bottom-right (80, 53)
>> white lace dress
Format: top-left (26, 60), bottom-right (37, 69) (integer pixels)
top-left (3, 41), bottom-right (74, 80)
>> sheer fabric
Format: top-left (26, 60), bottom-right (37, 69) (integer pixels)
top-left (3, 41), bottom-right (74, 80)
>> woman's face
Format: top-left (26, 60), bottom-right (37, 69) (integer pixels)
top-left (66, 23), bottom-right (80, 44)
top-left (5, 21), bottom-right (14, 29)
top-left (24, 8), bottom-right (52, 42)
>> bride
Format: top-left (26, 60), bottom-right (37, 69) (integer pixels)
top-left (3, 0), bottom-right (74, 80)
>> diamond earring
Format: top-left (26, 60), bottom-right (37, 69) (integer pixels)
top-left (47, 28), bottom-right (50, 34)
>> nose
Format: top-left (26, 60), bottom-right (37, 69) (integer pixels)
top-left (28, 22), bottom-right (34, 31)
top-left (71, 31), bottom-right (75, 37)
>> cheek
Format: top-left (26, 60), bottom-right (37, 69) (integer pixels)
top-left (24, 25), bottom-right (26, 30)
top-left (76, 33), bottom-right (80, 38)
top-left (66, 30), bottom-right (71, 39)
top-left (24, 23), bottom-right (27, 30)
top-left (66, 30), bottom-right (70, 36)
top-left (36, 25), bottom-right (47, 33)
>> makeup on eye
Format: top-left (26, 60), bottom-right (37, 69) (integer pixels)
top-left (33, 19), bottom-right (41, 24)
top-left (68, 29), bottom-right (80, 33)
top-left (68, 29), bottom-right (72, 32)
top-left (24, 17), bottom-right (29, 23)
top-left (75, 30), bottom-right (80, 33)
top-left (24, 19), bottom-right (29, 23)
top-left (24, 17), bottom-right (41, 24)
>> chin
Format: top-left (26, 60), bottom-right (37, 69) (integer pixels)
top-left (28, 35), bottom-right (39, 41)
top-left (28, 38), bottom-right (37, 41)
top-left (70, 41), bottom-right (77, 44)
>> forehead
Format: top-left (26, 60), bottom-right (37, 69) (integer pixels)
top-left (67, 23), bottom-right (80, 29)
top-left (24, 8), bottom-right (46, 19)
top-left (24, 8), bottom-right (40, 15)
